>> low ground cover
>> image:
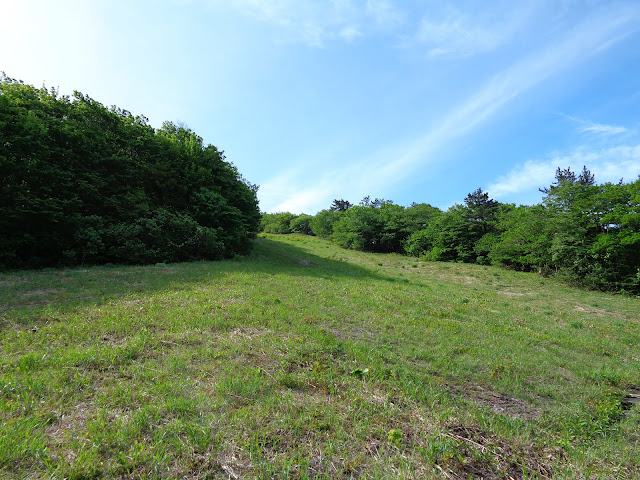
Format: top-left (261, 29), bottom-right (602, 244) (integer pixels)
top-left (1, 234), bottom-right (639, 478)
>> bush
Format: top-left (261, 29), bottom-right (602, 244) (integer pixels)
top-left (261, 213), bottom-right (296, 234)
top-left (290, 215), bottom-right (314, 235)
top-left (310, 210), bottom-right (341, 238)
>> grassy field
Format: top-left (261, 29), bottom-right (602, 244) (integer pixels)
top-left (1, 233), bottom-right (639, 479)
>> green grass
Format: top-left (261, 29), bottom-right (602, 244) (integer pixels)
top-left (1, 233), bottom-right (639, 479)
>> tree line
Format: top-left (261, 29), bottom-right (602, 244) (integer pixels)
top-left (0, 74), bottom-right (261, 268)
top-left (261, 167), bottom-right (640, 293)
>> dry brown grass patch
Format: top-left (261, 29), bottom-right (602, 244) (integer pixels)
top-left (45, 401), bottom-right (95, 453)
top-left (496, 291), bottom-right (535, 297)
top-left (574, 304), bottom-right (607, 316)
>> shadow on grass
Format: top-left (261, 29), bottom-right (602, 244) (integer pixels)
top-left (248, 236), bottom-right (398, 280)
top-left (0, 236), bottom-right (399, 325)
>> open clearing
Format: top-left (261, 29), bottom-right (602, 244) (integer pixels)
top-left (1, 234), bottom-right (639, 479)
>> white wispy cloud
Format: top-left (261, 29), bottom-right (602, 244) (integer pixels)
top-left (339, 26), bottom-right (364, 42)
top-left (227, 0), bottom-right (400, 47)
top-left (365, 0), bottom-right (405, 29)
top-left (268, 180), bottom-right (344, 214)
top-left (578, 123), bottom-right (629, 136)
top-left (487, 145), bottom-right (640, 202)
top-left (258, 3), bottom-right (640, 213)
top-left (372, 5), bottom-right (640, 178)
top-left (227, 0), bottom-right (531, 55)
top-left (562, 114), bottom-right (630, 137)
top-left (414, 3), bottom-right (529, 58)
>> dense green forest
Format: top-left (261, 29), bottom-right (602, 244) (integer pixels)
top-left (261, 169), bottom-right (640, 293)
top-left (2, 74), bottom-right (638, 292)
top-left (0, 75), bottom-right (260, 268)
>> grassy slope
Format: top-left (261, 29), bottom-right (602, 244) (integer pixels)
top-left (1, 233), bottom-right (639, 479)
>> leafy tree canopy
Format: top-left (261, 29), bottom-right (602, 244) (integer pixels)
top-left (0, 75), bottom-right (260, 268)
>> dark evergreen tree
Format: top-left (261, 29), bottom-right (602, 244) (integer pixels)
top-left (329, 199), bottom-right (353, 212)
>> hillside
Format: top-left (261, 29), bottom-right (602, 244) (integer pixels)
top-left (1, 234), bottom-right (639, 478)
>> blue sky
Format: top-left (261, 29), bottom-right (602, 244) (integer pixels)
top-left (3, 0), bottom-right (640, 213)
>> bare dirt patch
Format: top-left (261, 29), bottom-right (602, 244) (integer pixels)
top-left (218, 297), bottom-right (247, 307)
top-left (574, 305), bottom-right (607, 316)
top-left (362, 385), bottom-right (389, 406)
top-left (306, 448), bottom-right (344, 478)
top-left (121, 298), bottom-right (145, 306)
top-left (228, 326), bottom-right (270, 340)
top-left (622, 387), bottom-right (640, 411)
top-left (22, 289), bottom-right (65, 298)
top-left (45, 402), bottom-right (93, 446)
top-left (326, 325), bottom-right (376, 342)
top-left (496, 291), bottom-right (535, 297)
top-left (100, 333), bottom-right (128, 347)
top-left (212, 447), bottom-right (255, 480)
top-left (438, 424), bottom-right (554, 479)
top-left (443, 275), bottom-right (480, 285)
top-left (286, 388), bottom-right (333, 406)
top-left (450, 384), bottom-right (541, 421)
